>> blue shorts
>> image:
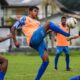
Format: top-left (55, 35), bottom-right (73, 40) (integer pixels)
top-left (30, 27), bottom-right (47, 57)
top-left (0, 71), bottom-right (5, 80)
top-left (56, 46), bottom-right (69, 54)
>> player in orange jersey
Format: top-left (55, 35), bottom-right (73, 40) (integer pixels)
top-left (54, 16), bottom-right (80, 71)
top-left (54, 16), bottom-right (71, 71)
top-left (11, 6), bottom-right (70, 80)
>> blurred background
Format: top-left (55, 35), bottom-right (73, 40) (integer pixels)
top-left (0, 0), bottom-right (80, 53)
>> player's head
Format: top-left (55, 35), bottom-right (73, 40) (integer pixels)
top-left (61, 16), bottom-right (67, 26)
top-left (29, 6), bottom-right (39, 19)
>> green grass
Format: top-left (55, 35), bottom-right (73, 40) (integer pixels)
top-left (2, 52), bottom-right (80, 80)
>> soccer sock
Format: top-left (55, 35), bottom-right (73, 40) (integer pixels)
top-left (49, 22), bottom-right (70, 37)
top-left (65, 54), bottom-right (70, 69)
top-left (35, 61), bottom-right (49, 80)
top-left (70, 76), bottom-right (80, 80)
top-left (0, 71), bottom-right (5, 80)
top-left (54, 54), bottom-right (60, 68)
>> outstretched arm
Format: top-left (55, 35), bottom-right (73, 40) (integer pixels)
top-left (11, 27), bottom-right (20, 48)
top-left (11, 26), bottom-right (17, 42)
top-left (0, 34), bottom-right (12, 42)
top-left (67, 35), bottom-right (80, 41)
top-left (67, 31), bottom-right (80, 41)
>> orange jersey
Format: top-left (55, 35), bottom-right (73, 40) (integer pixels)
top-left (13, 16), bottom-right (40, 45)
top-left (22, 16), bottom-right (40, 45)
top-left (56, 23), bottom-right (69, 46)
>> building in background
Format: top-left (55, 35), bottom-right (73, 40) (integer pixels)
top-left (0, 0), bottom-right (80, 52)
top-left (0, 0), bottom-right (59, 27)
top-left (0, 0), bottom-right (8, 26)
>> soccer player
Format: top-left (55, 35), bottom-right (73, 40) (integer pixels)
top-left (54, 16), bottom-right (80, 71)
top-left (54, 16), bottom-right (71, 71)
top-left (0, 34), bottom-right (12, 80)
top-left (11, 6), bottom-right (70, 80)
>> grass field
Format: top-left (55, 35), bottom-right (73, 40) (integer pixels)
top-left (2, 51), bottom-right (80, 80)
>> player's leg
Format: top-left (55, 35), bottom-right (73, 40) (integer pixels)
top-left (35, 52), bottom-right (49, 80)
top-left (43, 21), bottom-right (70, 37)
top-left (54, 46), bottom-right (63, 70)
top-left (30, 40), bottom-right (49, 80)
top-left (0, 56), bottom-right (8, 80)
top-left (64, 46), bottom-right (70, 71)
top-left (70, 76), bottom-right (80, 80)
top-left (35, 41), bottom-right (49, 80)
top-left (30, 28), bottom-right (49, 80)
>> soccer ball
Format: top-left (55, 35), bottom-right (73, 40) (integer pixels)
top-left (66, 17), bottom-right (77, 28)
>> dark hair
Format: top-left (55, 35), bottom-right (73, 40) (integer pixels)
top-left (29, 6), bottom-right (39, 11)
top-left (61, 16), bottom-right (66, 19)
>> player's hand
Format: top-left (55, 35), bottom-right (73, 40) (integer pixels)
top-left (78, 31), bottom-right (80, 36)
top-left (14, 41), bottom-right (20, 48)
top-left (67, 37), bottom-right (71, 41)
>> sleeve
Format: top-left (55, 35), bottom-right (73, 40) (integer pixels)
top-left (13, 16), bottom-right (26, 29)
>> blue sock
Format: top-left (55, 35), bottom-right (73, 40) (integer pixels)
top-left (65, 54), bottom-right (70, 69)
top-left (54, 54), bottom-right (60, 68)
top-left (70, 76), bottom-right (80, 80)
top-left (49, 22), bottom-right (70, 37)
top-left (0, 71), bottom-right (5, 80)
top-left (35, 61), bottom-right (49, 80)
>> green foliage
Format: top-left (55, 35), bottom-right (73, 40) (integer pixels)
top-left (4, 17), bottom-right (16, 27)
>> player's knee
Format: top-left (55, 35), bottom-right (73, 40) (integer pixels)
top-left (42, 57), bottom-right (49, 62)
top-left (43, 57), bottom-right (49, 66)
top-left (42, 54), bottom-right (49, 62)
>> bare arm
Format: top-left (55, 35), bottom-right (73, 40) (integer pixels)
top-left (47, 29), bottom-right (52, 34)
top-left (11, 27), bottom-right (17, 43)
top-left (11, 16), bottom-right (26, 48)
top-left (11, 26), bottom-right (20, 48)
top-left (54, 33), bottom-right (57, 41)
top-left (0, 34), bottom-right (12, 42)
top-left (67, 35), bottom-right (80, 41)
top-left (67, 31), bottom-right (80, 41)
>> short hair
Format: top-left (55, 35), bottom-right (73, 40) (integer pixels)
top-left (61, 16), bottom-right (67, 20)
top-left (29, 6), bottom-right (39, 11)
